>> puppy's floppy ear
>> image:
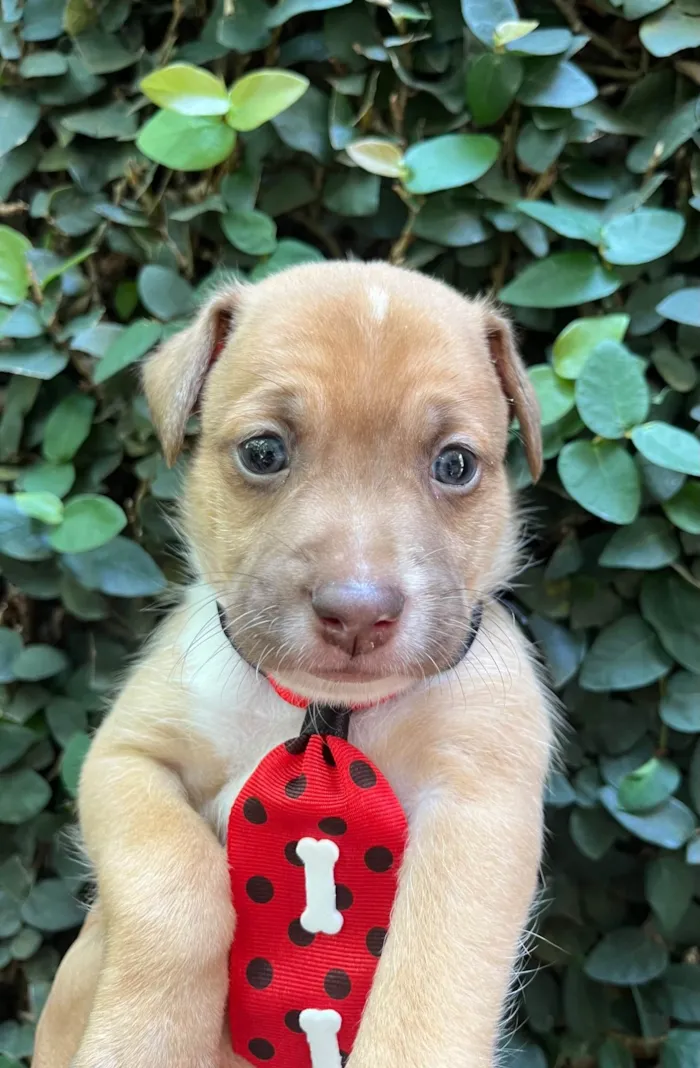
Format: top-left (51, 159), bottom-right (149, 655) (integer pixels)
top-left (484, 307), bottom-right (543, 482)
top-left (142, 281), bottom-right (242, 465)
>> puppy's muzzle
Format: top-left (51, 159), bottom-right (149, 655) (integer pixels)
top-left (311, 580), bottom-right (405, 658)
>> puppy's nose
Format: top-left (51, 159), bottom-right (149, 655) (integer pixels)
top-left (311, 581), bottom-right (405, 657)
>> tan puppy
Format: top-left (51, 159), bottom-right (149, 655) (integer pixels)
top-left (34, 262), bottom-right (554, 1068)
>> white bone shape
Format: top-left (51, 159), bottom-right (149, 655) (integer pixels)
top-left (297, 837), bottom-right (343, 935)
top-left (300, 1008), bottom-right (343, 1068)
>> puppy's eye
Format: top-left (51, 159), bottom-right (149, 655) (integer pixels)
top-left (238, 435), bottom-right (288, 476)
top-left (431, 445), bottom-right (479, 488)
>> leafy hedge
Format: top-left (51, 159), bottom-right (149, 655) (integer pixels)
top-left (0, 0), bottom-right (699, 1065)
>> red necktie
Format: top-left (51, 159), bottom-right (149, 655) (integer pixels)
top-left (227, 701), bottom-right (408, 1067)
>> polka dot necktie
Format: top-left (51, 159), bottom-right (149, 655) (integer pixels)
top-left (227, 702), bottom-right (408, 1068)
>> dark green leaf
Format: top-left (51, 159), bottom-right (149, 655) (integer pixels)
top-left (601, 784), bottom-right (697, 848)
top-left (466, 53), bottom-right (522, 126)
top-left (575, 342), bottom-right (649, 438)
top-left (558, 441), bottom-right (640, 525)
top-left (60, 731), bottom-right (91, 797)
top-left (222, 209), bottom-right (277, 255)
top-left (580, 615), bottom-right (671, 691)
top-left (93, 319), bottom-right (162, 384)
top-left (518, 60), bottom-right (597, 109)
top-left (20, 879), bottom-right (84, 932)
top-left (500, 253), bottom-right (621, 308)
top-left (656, 288), bottom-right (700, 328)
top-left (0, 769), bottom-right (51, 824)
top-left (13, 644), bottom-right (69, 681)
top-left (0, 93), bottom-right (40, 159)
top-left (49, 495), bottom-right (127, 554)
top-left (137, 267), bottom-right (196, 322)
top-left (42, 394), bottom-right (96, 462)
top-left (63, 536), bottom-right (167, 597)
top-left (661, 672), bottom-right (700, 733)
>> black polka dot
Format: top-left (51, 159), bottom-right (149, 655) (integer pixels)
top-left (284, 840), bottom-right (303, 867)
top-left (249, 1038), bottom-right (275, 1060)
top-left (322, 743), bottom-right (336, 767)
top-left (366, 927), bottom-right (387, 957)
top-left (324, 969), bottom-right (352, 1000)
top-left (243, 797), bottom-right (267, 825)
top-left (246, 876), bottom-right (274, 903)
top-left (246, 958), bottom-right (273, 989)
top-left (336, 884), bottom-right (353, 911)
top-left (285, 737), bottom-right (307, 755)
top-left (285, 1010), bottom-right (303, 1034)
top-left (365, 846), bottom-right (393, 873)
top-left (318, 817), bottom-right (347, 836)
top-left (285, 774), bottom-right (307, 799)
top-left (350, 759), bottom-right (377, 789)
top-left (288, 918), bottom-right (315, 947)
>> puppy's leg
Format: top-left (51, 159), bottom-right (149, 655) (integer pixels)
top-left (349, 746), bottom-right (547, 1067)
top-left (33, 909), bottom-right (103, 1068)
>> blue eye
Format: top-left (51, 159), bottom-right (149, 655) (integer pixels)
top-left (238, 435), bottom-right (288, 476)
top-left (431, 446), bottom-right (479, 487)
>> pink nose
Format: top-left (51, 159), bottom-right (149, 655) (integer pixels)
top-left (311, 581), bottom-right (405, 657)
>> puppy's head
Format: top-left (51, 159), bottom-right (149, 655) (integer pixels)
top-left (144, 262), bottom-right (541, 702)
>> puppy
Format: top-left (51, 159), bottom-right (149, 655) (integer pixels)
top-left (33, 261), bottom-right (554, 1068)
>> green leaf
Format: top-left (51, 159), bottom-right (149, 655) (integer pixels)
top-left (136, 111), bottom-right (236, 171)
top-left (42, 394), bottom-right (96, 463)
top-left (93, 319), bottom-right (162, 384)
top-left (46, 696), bottom-right (87, 747)
top-left (664, 965), bottom-right (700, 1023)
top-left (500, 252), bottom-right (621, 308)
top-left (140, 63), bottom-right (229, 117)
top-left (60, 731), bottom-right (91, 798)
top-left (517, 60), bottom-right (597, 109)
top-left (528, 365), bottom-right (575, 426)
top-left (528, 615), bottom-right (585, 689)
top-left (656, 288), bottom-right (700, 327)
top-left (599, 517), bottom-right (679, 570)
top-left (466, 53), bottom-right (523, 126)
top-left (646, 857), bottom-right (694, 932)
top-left (663, 481), bottom-right (700, 533)
top-left (575, 342), bottom-right (649, 439)
top-left (222, 209), bottom-right (277, 255)
top-left (227, 70), bottom-right (309, 131)
top-left (460, 0), bottom-right (517, 45)
top-left (15, 491), bottom-right (63, 525)
top-left (61, 102), bottom-right (138, 140)
top-left (618, 757), bottom-right (680, 812)
top-left (627, 96), bottom-right (700, 174)
top-left (579, 615), bottom-right (671, 691)
top-left (48, 495), bottom-right (127, 554)
top-left (0, 769), bottom-right (51, 824)
top-left (0, 226), bottom-right (30, 306)
top-left (558, 441), bottom-right (641, 525)
top-left (661, 672), bottom-right (700, 733)
top-left (601, 209), bottom-right (685, 265)
top-left (345, 138), bottom-right (405, 178)
top-left (661, 1030), bottom-right (700, 1068)
top-left (12, 644), bottom-right (69, 681)
top-left (631, 422), bottom-right (700, 476)
top-left (515, 201), bottom-right (602, 244)
top-left (0, 92), bottom-right (41, 159)
top-left (19, 50), bottom-right (68, 78)
top-left (552, 314), bottom-right (630, 380)
top-left (137, 267), bottom-right (195, 323)
top-left (640, 7), bottom-right (700, 56)
top-left (323, 172), bottom-right (381, 218)
top-left (63, 536), bottom-right (167, 597)
top-left (266, 0), bottom-right (350, 25)
top-left (15, 462), bottom-right (75, 498)
top-left (584, 927), bottom-right (669, 986)
top-left (20, 879), bottom-right (84, 932)
top-left (493, 19), bottom-right (539, 48)
top-left (0, 723), bottom-right (37, 772)
top-left (641, 572), bottom-right (700, 672)
top-left (402, 134), bottom-right (499, 195)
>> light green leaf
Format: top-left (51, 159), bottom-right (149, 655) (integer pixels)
top-left (552, 314), bottom-right (630, 380)
top-left (579, 615), bottom-right (671, 691)
top-left (0, 226), bottom-right (30, 306)
top-left (631, 423), bottom-right (700, 476)
top-left (93, 319), bottom-right (162, 384)
top-left (0, 92), bottom-right (41, 159)
top-left (20, 879), bottom-right (84, 932)
top-left (63, 536), bottom-right (167, 597)
top-left (663, 481), bottom-right (700, 533)
top-left (656, 288), bottom-right (700, 327)
top-left (42, 394), bottom-right (96, 463)
top-left (493, 19), bottom-right (538, 47)
top-left (222, 209), bottom-right (277, 255)
top-left (601, 209), bottom-right (685, 265)
top-left (137, 267), bottom-right (196, 322)
top-left (640, 7), bottom-right (700, 56)
top-left (518, 59), bottom-right (597, 109)
top-left (15, 491), bottom-right (64, 526)
top-left (48, 495), bottom-right (127, 554)
top-left (584, 927), bottom-right (669, 986)
top-left (528, 366), bottom-right (575, 426)
top-left (12, 644), bottom-right (69, 681)
top-left (558, 441), bottom-right (640, 525)
top-left (661, 1029), bottom-right (700, 1068)
top-left (136, 111), bottom-right (236, 171)
top-left (460, 0), bottom-right (517, 45)
top-left (15, 463), bottom-right (75, 499)
top-left (227, 70), bottom-right (309, 131)
top-left (0, 769), bottom-right (51, 824)
top-left (515, 201), bottom-right (601, 244)
top-left (466, 53), bottom-right (522, 126)
top-left (618, 757), bottom-right (680, 812)
top-left (661, 672), bottom-right (700, 733)
top-left (402, 134), bottom-right (499, 195)
top-left (140, 63), bottom-right (229, 116)
top-left (500, 252), bottom-right (621, 308)
top-left (575, 341), bottom-right (648, 439)
top-left (599, 517), bottom-right (679, 570)
top-left (346, 138), bottom-right (406, 178)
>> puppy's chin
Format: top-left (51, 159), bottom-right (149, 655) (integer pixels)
top-left (271, 667), bottom-right (414, 707)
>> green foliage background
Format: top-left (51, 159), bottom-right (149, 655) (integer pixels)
top-left (0, 0), bottom-right (699, 1065)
